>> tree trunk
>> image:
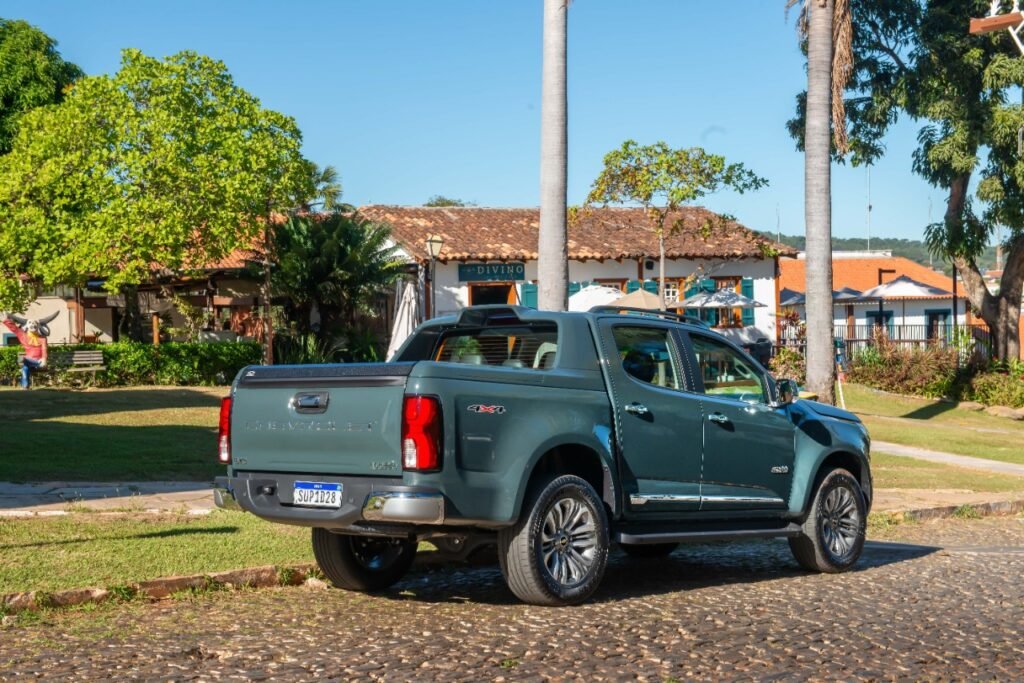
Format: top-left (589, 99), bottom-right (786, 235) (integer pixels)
top-left (658, 231), bottom-right (667, 311)
top-left (538, 0), bottom-right (569, 311)
top-left (955, 234), bottom-right (1024, 362)
top-left (120, 284), bottom-right (145, 342)
top-left (803, 0), bottom-right (836, 404)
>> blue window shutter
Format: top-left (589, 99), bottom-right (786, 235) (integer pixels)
top-left (568, 281), bottom-right (582, 297)
top-left (700, 278), bottom-right (715, 292)
top-left (521, 283), bottom-right (537, 308)
top-left (684, 281), bottom-right (700, 298)
top-left (642, 280), bottom-right (658, 294)
top-left (626, 280), bottom-right (641, 293)
top-left (741, 278), bottom-right (755, 325)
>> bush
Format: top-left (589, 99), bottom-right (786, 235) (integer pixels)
top-left (769, 346), bottom-right (805, 385)
top-left (846, 333), bottom-right (962, 399)
top-left (966, 371), bottom-right (1024, 409)
top-left (0, 341), bottom-right (262, 388)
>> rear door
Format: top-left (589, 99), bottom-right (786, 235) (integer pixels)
top-left (230, 363), bottom-right (412, 476)
top-left (596, 320), bottom-right (703, 516)
top-left (682, 332), bottom-right (795, 510)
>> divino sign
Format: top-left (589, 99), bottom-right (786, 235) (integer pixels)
top-left (457, 262), bottom-right (526, 282)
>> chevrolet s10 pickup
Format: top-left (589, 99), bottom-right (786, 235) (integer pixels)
top-left (216, 305), bottom-right (871, 605)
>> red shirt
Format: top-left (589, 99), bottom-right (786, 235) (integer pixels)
top-left (2, 319), bottom-right (47, 362)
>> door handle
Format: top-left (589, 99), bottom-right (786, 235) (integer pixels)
top-left (624, 402), bottom-right (649, 416)
top-left (292, 391), bottom-right (329, 414)
top-left (708, 412), bottom-right (730, 425)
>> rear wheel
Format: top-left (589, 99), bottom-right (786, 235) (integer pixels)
top-left (789, 468), bottom-right (866, 573)
top-left (498, 474), bottom-right (609, 606)
top-left (312, 529), bottom-right (417, 591)
top-left (620, 542), bottom-right (678, 558)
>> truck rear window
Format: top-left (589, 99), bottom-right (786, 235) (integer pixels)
top-left (433, 325), bottom-right (558, 370)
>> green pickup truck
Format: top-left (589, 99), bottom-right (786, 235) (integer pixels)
top-left (215, 305), bottom-right (871, 606)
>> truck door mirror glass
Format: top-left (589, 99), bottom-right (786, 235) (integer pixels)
top-left (776, 379), bottom-right (799, 406)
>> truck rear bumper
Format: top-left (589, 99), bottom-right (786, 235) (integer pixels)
top-left (214, 474), bottom-right (445, 528)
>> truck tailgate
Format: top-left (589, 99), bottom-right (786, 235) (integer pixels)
top-left (230, 363), bottom-right (414, 476)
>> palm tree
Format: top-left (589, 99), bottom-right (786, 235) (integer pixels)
top-left (267, 213), bottom-right (405, 341)
top-left (537, 0), bottom-right (569, 311)
top-left (790, 0), bottom-right (853, 405)
top-left (308, 163), bottom-right (344, 212)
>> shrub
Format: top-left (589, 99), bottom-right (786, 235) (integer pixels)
top-left (769, 346), bottom-right (805, 385)
top-left (0, 341), bottom-right (261, 388)
top-left (966, 371), bottom-right (1024, 409)
top-left (846, 333), bottom-right (961, 399)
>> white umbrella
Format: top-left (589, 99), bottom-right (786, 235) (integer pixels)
top-left (386, 281), bottom-right (420, 360)
top-left (568, 284), bottom-right (626, 312)
top-left (678, 288), bottom-right (765, 309)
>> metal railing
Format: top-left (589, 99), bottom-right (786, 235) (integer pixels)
top-left (777, 324), bottom-right (993, 358)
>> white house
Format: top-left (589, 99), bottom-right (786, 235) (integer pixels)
top-left (359, 205), bottom-right (794, 346)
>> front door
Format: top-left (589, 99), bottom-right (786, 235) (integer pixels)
top-left (684, 332), bottom-right (795, 511)
top-left (596, 321), bottom-right (704, 516)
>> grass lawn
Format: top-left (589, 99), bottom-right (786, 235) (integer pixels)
top-left (871, 452), bottom-right (1024, 492)
top-left (842, 383), bottom-right (1024, 466)
top-left (0, 386), bottom-right (226, 482)
top-left (0, 510), bottom-right (313, 595)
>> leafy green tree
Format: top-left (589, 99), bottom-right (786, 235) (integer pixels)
top-left (0, 18), bottom-right (82, 155)
top-left (268, 213), bottom-right (405, 340)
top-left (815, 0), bottom-right (1024, 360)
top-left (424, 195), bottom-right (475, 207)
top-left (582, 140), bottom-right (767, 310)
top-left (0, 49), bottom-right (313, 338)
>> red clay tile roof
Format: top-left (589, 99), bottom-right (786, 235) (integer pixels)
top-left (780, 255), bottom-right (955, 299)
top-left (357, 206), bottom-right (794, 262)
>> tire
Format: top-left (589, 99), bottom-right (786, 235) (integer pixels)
top-left (498, 474), bottom-right (610, 606)
top-left (789, 468), bottom-right (867, 573)
top-left (620, 542), bottom-right (678, 559)
top-left (311, 529), bottom-right (417, 591)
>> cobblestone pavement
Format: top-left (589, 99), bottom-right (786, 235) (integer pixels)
top-left (2, 516), bottom-right (1023, 681)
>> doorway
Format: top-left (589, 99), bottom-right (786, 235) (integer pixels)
top-left (469, 283), bottom-right (517, 306)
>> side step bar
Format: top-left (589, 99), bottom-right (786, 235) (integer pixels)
top-left (616, 523), bottom-right (802, 545)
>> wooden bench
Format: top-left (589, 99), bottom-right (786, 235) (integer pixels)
top-left (15, 349), bottom-right (107, 385)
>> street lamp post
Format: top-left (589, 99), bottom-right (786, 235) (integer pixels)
top-left (425, 235), bottom-right (444, 319)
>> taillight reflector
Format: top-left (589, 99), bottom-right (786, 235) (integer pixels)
top-left (218, 397), bottom-right (232, 464)
top-left (401, 396), bottom-right (442, 472)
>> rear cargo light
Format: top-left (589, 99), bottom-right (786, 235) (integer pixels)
top-left (401, 396), bottom-right (442, 472)
top-left (218, 396), bottom-right (232, 464)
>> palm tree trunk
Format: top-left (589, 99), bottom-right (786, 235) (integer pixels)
top-left (804, 0), bottom-right (836, 403)
top-left (538, 0), bottom-right (569, 311)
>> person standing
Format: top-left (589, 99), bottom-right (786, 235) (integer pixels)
top-left (2, 316), bottom-right (48, 389)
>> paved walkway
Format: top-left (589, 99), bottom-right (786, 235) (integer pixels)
top-left (0, 481), bottom-right (214, 516)
top-left (873, 440), bottom-right (1024, 476)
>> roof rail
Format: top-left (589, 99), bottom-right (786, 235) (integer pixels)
top-left (589, 306), bottom-right (710, 328)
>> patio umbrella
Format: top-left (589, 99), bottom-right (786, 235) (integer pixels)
top-left (568, 284), bottom-right (626, 312)
top-left (857, 275), bottom-right (951, 326)
top-left (780, 288), bottom-right (805, 307)
top-left (611, 288), bottom-right (663, 310)
top-left (386, 281), bottom-right (420, 360)
top-left (677, 288), bottom-right (765, 309)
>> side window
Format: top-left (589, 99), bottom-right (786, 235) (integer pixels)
top-left (611, 326), bottom-right (681, 390)
top-left (689, 334), bottom-right (767, 404)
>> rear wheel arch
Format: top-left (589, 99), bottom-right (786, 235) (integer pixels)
top-left (517, 444), bottom-right (616, 520)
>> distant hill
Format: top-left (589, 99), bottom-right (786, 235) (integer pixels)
top-left (759, 232), bottom-right (998, 275)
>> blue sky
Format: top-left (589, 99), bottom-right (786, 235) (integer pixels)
top-left (10, 0), bottom-right (949, 241)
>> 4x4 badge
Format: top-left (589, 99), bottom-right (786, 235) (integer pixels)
top-left (468, 404), bottom-right (506, 414)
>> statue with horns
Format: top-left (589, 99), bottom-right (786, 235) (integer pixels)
top-left (2, 312), bottom-right (59, 389)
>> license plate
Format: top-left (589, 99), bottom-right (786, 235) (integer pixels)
top-left (293, 481), bottom-right (342, 509)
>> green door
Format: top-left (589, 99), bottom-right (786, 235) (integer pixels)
top-left (596, 320), bottom-right (703, 516)
top-left (684, 331), bottom-right (794, 510)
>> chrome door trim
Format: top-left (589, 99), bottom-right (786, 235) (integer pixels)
top-left (630, 493), bottom-right (702, 506)
top-left (700, 494), bottom-right (785, 505)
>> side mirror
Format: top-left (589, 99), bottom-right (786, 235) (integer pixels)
top-left (775, 378), bottom-right (799, 406)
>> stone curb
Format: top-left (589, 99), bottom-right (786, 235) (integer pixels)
top-left (1, 563), bottom-right (316, 616)
top-left (873, 498), bottom-right (1024, 524)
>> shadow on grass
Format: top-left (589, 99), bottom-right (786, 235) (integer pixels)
top-left (0, 422), bottom-right (220, 486)
top-left (901, 401), bottom-right (957, 421)
top-left (375, 539), bottom-right (940, 606)
top-left (0, 526), bottom-right (239, 551)
top-left (0, 388), bottom-right (222, 422)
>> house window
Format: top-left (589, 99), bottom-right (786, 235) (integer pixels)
top-left (594, 278), bottom-right (627, 292)
top-left (714, 277), bottom-right (743, 328)
top-left (663, 280), bottom-right (681, 305)
top-left (469, 283), bottom-right (518, 306)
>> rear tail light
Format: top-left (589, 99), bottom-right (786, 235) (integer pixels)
top-left (218, 397), bottom-right (232, 464)
top-left (401, 396), bottom-right (442, 472)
